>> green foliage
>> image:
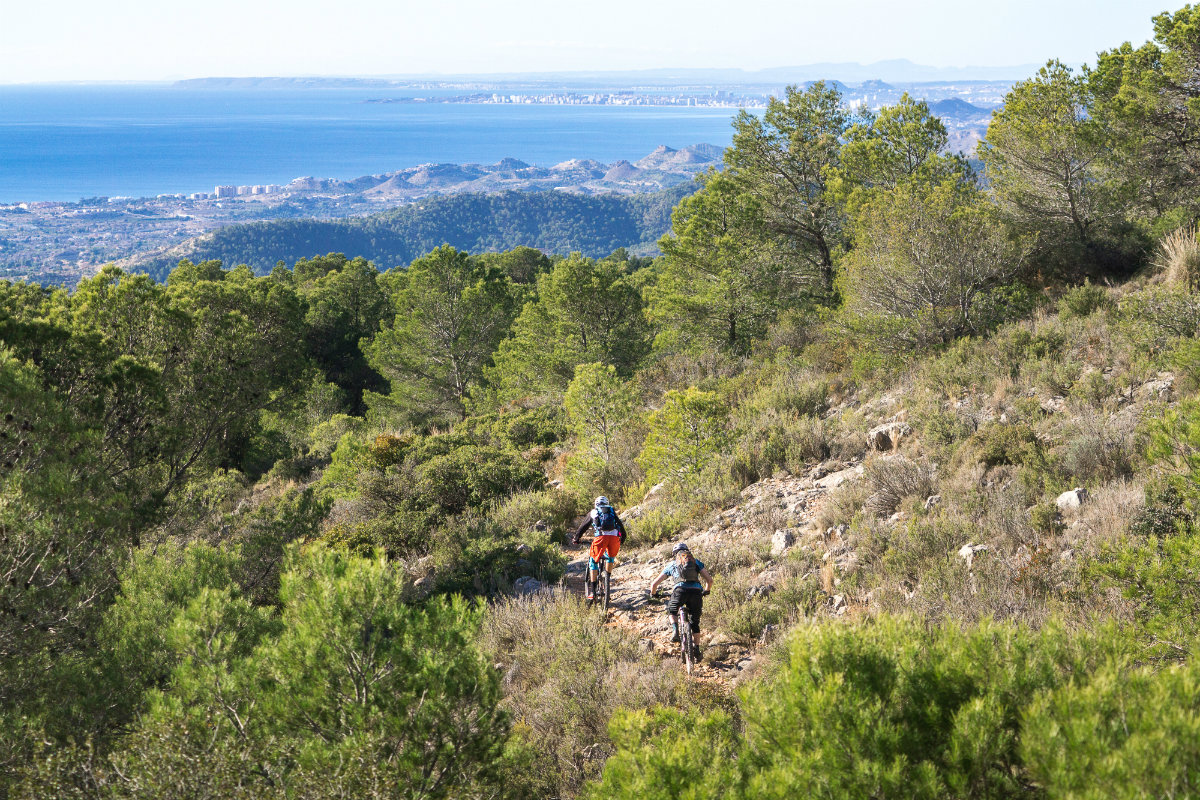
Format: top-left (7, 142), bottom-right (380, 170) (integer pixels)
top-left (651, 171), bottom-right (808, 354)
top-left (482, 597), bottom-right (682, 799)
top-left (1057, 281), bottom-right (1113, 318)
top-left (725, 81), bottom-right (853, 292)
top-left (841, 178), bottom-right (1031, 354)
top-left (981, 60), bottom-right (1115, 275)
top-left (832, 93), bottom-right (966, 219)
top-left (564, 362), bottom-right (641, 495)
top-left (971, 422), bottom-right (1046, 469)
top-left (482, 252), bottom-right (650, 407)
top-left (590, 707), bottom-right (743, 800)
top-left (1089, 6), bottom-right (1200, 220)
top-left (293, 253), bottom-right (391, 412)
top-left (367, 245), bottom-right (520, 425)
top-left (731, 412), bottom-right (830, 486)
top-left (1023, 655), bottom-right (1200, 798)
top-left (639, 388), bottom-right (731, 485)
top-left (596, 617), bottom-right (1117, 800)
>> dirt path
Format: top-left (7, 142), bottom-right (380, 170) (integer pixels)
top-left (560, 541), bottom-right (737, 680)
top-left (556, 465), bottom-right (865, 684)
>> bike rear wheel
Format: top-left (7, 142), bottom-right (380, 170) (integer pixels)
top-left (601, 569), bottom-right (611, 613)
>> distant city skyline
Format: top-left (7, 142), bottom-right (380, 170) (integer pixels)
top-left (0, 0), bottom-right (1172, 84)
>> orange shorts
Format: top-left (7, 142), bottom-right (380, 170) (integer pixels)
top-left (589, 534), bottom-right (621, 566)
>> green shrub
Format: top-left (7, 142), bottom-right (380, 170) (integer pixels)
top-left (488, 488), bottom-right (581, 543)
top-left (863, 456), bottom-right (934, 517)
top-left (971, 422), bottom-right (1045, 469)
top-left (1023, 655), bottom-right (1200, 799)
top-left (731, 414), bottom-right (830, 486)
top-left (594, 616), bottom-right (1113, 800)
top-left (638, 388), bottom-right (730, 485)
top-left (1057, 281), bottom-right (1112, 319)
top-left (1029, 502), bottom-right (1064, 536)
top-left (589, 707), bottom-right (743, 800)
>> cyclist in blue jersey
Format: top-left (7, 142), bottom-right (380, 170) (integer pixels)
top-left (648, 542), bottom-right (712, 650)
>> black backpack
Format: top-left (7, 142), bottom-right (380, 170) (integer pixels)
top-left (594, 505), bottom-right (619, 532)
top-left (678, 558), bottom-right (699, 584)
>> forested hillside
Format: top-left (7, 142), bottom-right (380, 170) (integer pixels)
top-left (6, 6), bottom-right (1200, 799)
top-left (122, 185), bottom-right (691, 280)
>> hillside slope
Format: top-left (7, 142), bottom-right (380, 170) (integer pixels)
top-left (120, 185), bottom-right (692, 279)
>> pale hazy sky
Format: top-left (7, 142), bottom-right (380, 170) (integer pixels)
top-left (0, 0), bottom-right (1174, 83)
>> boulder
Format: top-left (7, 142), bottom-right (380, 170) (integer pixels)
top-left (771, 529), bottom-right (795, 556)
top-left (514, 542), bottom-right (533, 556)
top-left (1055, 488), bottom-right (1087, 512)
top-left (867, 422), bottom-right (913, 451)
top-left (513, 576), bottom-right (544, 595)
top-left (957, 543), bottom-right (989, 569)
top-left (1040, 396), bottom-right (1067, 414)
top-left (816, 465), bottom-right (863, 490)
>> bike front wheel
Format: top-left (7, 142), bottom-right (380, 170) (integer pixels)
top-left (679, 610), bottom-right (695, 675)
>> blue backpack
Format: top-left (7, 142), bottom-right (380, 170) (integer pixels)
top-left (594, 505), bottom-right (619, 533)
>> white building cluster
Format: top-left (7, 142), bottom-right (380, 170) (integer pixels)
top-left (191, 184), bottom-right (284, 200)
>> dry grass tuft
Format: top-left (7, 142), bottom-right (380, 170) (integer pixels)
top-left (1157, 226), bottom-right (1200, 291)
top-left (863, 456), bottom-right (934, 517)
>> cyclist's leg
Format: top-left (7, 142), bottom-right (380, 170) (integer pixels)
top-left (684, 588), bottom-right (703, 633)
top-left (586, 538), bottom-right (606, 598)
top-left (666, 584), bottom-right (683, 641)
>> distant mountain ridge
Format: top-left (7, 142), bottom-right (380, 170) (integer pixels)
top-left (118, 186), bottom-right (693, 281)
top-left (175, 60), bottom-right (1037, 87)
top-left (277, 143), bottom-right (724, 200)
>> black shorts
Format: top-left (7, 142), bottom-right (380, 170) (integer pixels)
top-left (666, 585), bottom-right (703, 632)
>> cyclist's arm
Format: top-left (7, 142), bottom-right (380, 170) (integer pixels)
top-left (699, 567), bottom-right (713, 592)
top-left (648, 572), bottom-right (668, 595)
top-left (572, 516), bottom-right (593, 543)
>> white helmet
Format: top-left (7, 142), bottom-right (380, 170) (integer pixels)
top-left (594, 495), bottom-right (610, 508)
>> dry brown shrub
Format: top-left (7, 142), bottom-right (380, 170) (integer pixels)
top-left (863, 455), bottom-right (934, 517)
top-left (481, 594), bottom-right (681, 797)
top-left (1074, 478), bottom-right (1145, 547)
top-left (817, 477), bottom-right (870, 530)
top-left (1157, 225), bottom-right (1200, 291)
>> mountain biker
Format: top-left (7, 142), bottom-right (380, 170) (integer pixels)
top-left (571, 495), bottom-right (627, 601)
top-left (648, 542), bottom-right (712, 654)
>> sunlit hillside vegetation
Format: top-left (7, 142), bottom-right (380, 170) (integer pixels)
top-left (5, 6), bottom-right (1200, 798)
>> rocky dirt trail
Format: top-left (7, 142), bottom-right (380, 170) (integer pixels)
top-left (554, 461), bottom-right (867, 684)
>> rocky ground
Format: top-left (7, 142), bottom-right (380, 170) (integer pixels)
top-left (545, 460), bottom-right (869, 684)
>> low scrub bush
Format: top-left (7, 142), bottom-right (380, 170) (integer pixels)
top-left (593, 616), bottom-right (1123, 800)
top-left (1023, 654), bottom-right (1200, 799)
top-left (482, 596), bottom-right (681, 799)
top-left (730, 412), bottom-right (830, 486)
top-left (863, 455), bottom-right (934, 517)
top-left (971, 422), bottom-right (1046, 469)
top-left (1057, 281), bottom-right (1112, 319)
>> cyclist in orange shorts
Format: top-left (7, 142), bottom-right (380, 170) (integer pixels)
top-left (571, 495), bottom-right (627, 601)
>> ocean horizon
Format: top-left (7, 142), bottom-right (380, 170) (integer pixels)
top-left (0, 85), bottom-right (743, 203)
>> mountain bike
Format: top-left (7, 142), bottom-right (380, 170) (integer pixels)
top-left (590, 552), bottom-right (615, 614)
top-left (578, 532), bottom-right (618, 614)
top-left (655, 588), bottom-right (709, 675)
top-left (678, 604), bottom-right (697, 674)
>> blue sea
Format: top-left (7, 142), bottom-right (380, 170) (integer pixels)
top-left (0, 85), bottom-right (744, 203)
